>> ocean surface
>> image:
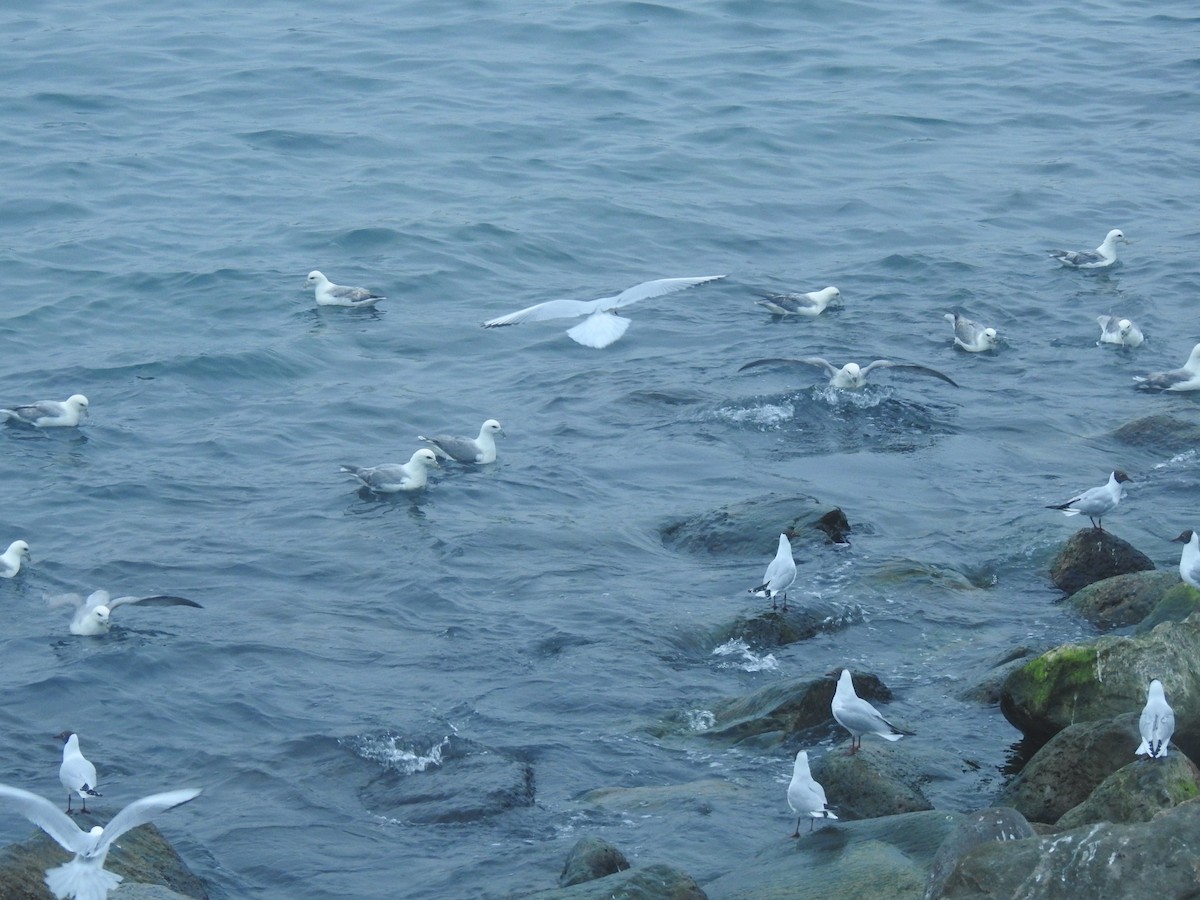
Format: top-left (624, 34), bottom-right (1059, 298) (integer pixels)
top-left (1, 1), bottom-right (1198, 897)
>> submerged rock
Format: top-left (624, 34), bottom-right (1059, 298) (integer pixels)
top-left (924, 807), bottom-right (1036, 900)
top-left (1056, 753), bottom-right (1200, 828)
top-left (1048, 528), bottom-right (1154, 596)
top-left (708, 600), bottom-right (854, 651)
top-left (659, 493), bottom-right (849, 557)
top-left (1111, 413), bottom-right (1200, 454)
top-left (1066, 569), bottom-right (1180, 629)
top-left (526, 862), bottom-right (707, 899)
top-left (559, 837), bottom-right (630, 887)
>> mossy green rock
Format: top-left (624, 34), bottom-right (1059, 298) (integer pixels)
top-left (1048, 529), bottom-right (1154, 596)
top-left (1056, 753), bottom-right (1200, 828)
top-left (1066, 570), bottom-right (1180, 629)
top-left (999, 614), bottom-right (1200, 759)
top-left (1135, 582), bottom-right (1200, 633)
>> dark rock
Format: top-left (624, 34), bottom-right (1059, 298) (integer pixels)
top-left (1056, 753), bottom-right (1200, 828)
top-left (933, 797), bottom-right (1200, 899)
top-left (957, 647), bottom-right (1042, 705)
top-left (924, 807), bottom-right (1035, 900)
top-left (0, 816), bottom-right (207, 900)
top-left (1066, 570), bottom-right (1180, 629)
top-left (1135, 583), bottom-right (1200, 633)
top-left (112, 887), bottom-right (196, 899)
top-left (703, 810), bottom-right (964, 900)
top-left (559, 837), bottom-right (630, 887)
top-left (660, 494), bottom-right (849, 557)
top-left (525, 863), bottom-right (707, 899)
top-left (1111, 413), bottom-right (1200, 454)
top-left (812, 745), bottom-right (933, 821)
top-left (999, 616), bottom-right (1200, 759)
top-left (994, 714), bottom-right (1143, 824)
top-left (708, 601), bottom-right (854, 651)
top-left (1049, 529), bottom-right (1154, 596)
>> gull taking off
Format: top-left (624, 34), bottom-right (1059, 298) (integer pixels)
top-left (1045, 470), bottom-right (1131, 530)
top-left (831, 669), bottom-right (910, 754)
top-left (749, 533), bottom-right (797, 611)
top-left (56, 733), bottom-right (100, 814)
top-left (341, 448), bottom-right (440, 493)
top-left (1171, 530), bottom-right (1200, 590)
top-left (1, 540), bottom-right (31, 578)
top-left (1136, 680), bottom-right (1175, 759)
top-left (1097, 316), bottom-right (1144, 348)
top-left (1, 395), bottom-right (89, 427)
top-left (419, 419), bottom-right (504, 464)
top-left (0, 783), bottom-right (200, 900)
top-left (482, 275), bottom-right (725, 349)
top-left (945, 312), bottom-right (998, 352)
top-left (787, 751), bottom-right (837, 836)
top-left (306, 270), bottom-right (385, 308)
top-left (1049, 228), bottom-right (1128, 268)
top-left (48, 590), bottom-right (202, 636)
top-left (739, 357), bottom-right (958, 390)
top-left (1133, 344), bottom-right (1200, 391)
top-left (757, 286), bottom-right (841, 317)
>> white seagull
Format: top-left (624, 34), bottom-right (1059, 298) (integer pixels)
top-left (419, 419), bottom-right (504, 464)
top-left (482, 275), bottom-right (725, 349)
top-left (749, 533), bottom-right (797, 611)
top-left (787, 750), bottom-right (837, 836)
top-left (830, 669), bottom-right (910, 754)
top-left (306, 270), bottom-right (385, 308)
top-left (1133, 343), bottom-right (1200, 391)
top-left (757, 286), bottom-right (841, 317)
top-left (340, 448), bottom-right (440, 493)
top-left (47, 590), bottom-right (203, 636)
top-left (1045, 470), bottom-right (1131, 530)
top-left (1, 539), bottom-right (31, 578)
top-left (1049, 228), bottom-right (1128, 268)
top-left (1170, 530), bottom-right (1200, 590)
top-left (1, 394), bottom-right (89, 427)
top-left (0, 782), bottom-right (200, 900)
top-left (1136, 679), bottom-right (1175, 760)
top-left (1096, 315), bottom-right (1144, 348)
top-left (739, 356), bottom-right (958, 390)
top-left (56, 733), bottom-right (101, 814)
top-left (945, 312), bottom-right (998, 352)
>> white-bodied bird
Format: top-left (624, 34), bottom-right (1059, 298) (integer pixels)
top-left (787, 750), bottom-right (837, 836)
top-left (482, 275), bottom-right (725, 349)
top-left (340, 448), bottom-right (440, 493)
top-left (56, 733), bottom-right (101, 814)
top-left (1049, 228), bottom-right (1128, 268)
top-left (1096, 315), bottom-right (1144, 348)
top-left (1136, 679), bottom-right (1175, 759)
top-left (419, 419), bottom-right (504, 464)
top-left (749, 533), bottom-right (797, 611)
top-left (945, 311), bottom-right (998, 352)
top-left (1045, 470), bottom-right (1131, 531)
top-left (831, 668), bottom-right (910, 754)
top-left (48, 590), bottom-right (202, 636)
top-left (1133, 343), bottom-right (1200, 392)
top-left (0, 782), bottom-right (200, 900)
top-left (1, 539), bottom-right (31, 578)
top-left (756, 286), bottom-right (841, 317)
top-left (306, 270), bottom-right (385, 308)
top-left (1, 394), bottom-right (89, 427)
top-left (739, 356), bottom-right (958, 390)
top-left (1171, 530), bottom-right (1200, 590)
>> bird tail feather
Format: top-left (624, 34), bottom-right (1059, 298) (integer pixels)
top-left (45, 859), bottom-right (122, 900)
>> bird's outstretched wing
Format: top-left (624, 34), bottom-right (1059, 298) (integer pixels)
top-left (739, 357), bottom-right (839, 377)
top-left (861, 360), bottom-right (959, 386)
top-left (607, 275), bottom-right (725, 310)
top-left (99, 788), bottom-right (202, 851)
top-left (106, 595), bottom-right (202, 612)
top-left (482, 298), bottom-right (602, 327)
top-left (0, 784), bottom-right (89, 853)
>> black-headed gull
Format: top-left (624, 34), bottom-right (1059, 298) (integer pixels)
top-left (1, 540), bottom-right (31, 578)
top-left (1045, 470), bottom-right (1131, 530)
top-left (749, 533), bottom-right (797, 611)
top-left (1134, 344), bottom-right (1200, 392)
top-left (48, 590), bottom-right (203, 636)
top-left (55, 733), bottom-right (101, 814)
top-left (1, 395), bottom-right (89, 427)
top-left (945, 312), bottom-right (998, 352)
top-left (482, 275), bottom-right (725, 349)
top-left (1171, 530), bottom-right (1200, 590)
top-left (830, 669), bottom-right (910, 754)
top-left (756, 286), bottom-right (841, 317)
top-left (419, 419), bottom-right (504, 464)
top-left (306, 270), bottom-right (385, 308)
top-left (0, 782), bottom-right (200, 900)
top-left (1049, 228), bottom-right (1128, 268)
top-left (739, 356), bottom-right (958, 390)
top-left (787, 750), bottom-right (837, 836)
top-left (1136, 679), bottom-right (1174, 759)
top-left (340, 448), bottom-right (440, 493)
top-left (1096, 315), bottom-right (1144, 348)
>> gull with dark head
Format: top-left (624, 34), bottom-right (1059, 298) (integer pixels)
top-left (756, 286), bottom-right (841, 317)
top-left (945, 311), bottom-right (998, 352)
top-left (1133, 344), bottom-right (1200, 391)
top-left (306, 270), bottom-right (385, 308)
top-left (340, 448), bottom-right (439, 493)
top-left (739, 356), bottom-right (958, 390)
top-left (0, 782), bottom-right (200, 900)
top-left (482, 275), bottom-right (725, 348)
top-left (55, 733), bottom-right (100, 814)
top-left (1097, 315), bottom-right (1144, 348)
top-left (1049, 228), bottom-right (1128, 268)
top-left (419, 419), bottom-right (504, 464)
top-left (48, 590), bottom-right (203, 636)
top-left (1, 540), bottom-right (31, 578)
top-left (787, 750), bottom-right (837, 836)
top-left (1045, 470), bottom-right (1131, 530)
top-left (1, 395), bottom-right (89, 427)
top-left (749, 533), bottom-right (797, 611)
top-left (1136, 680), bottom-right (1175, 760)
top-left (830, 669), bottom-right (911, 754)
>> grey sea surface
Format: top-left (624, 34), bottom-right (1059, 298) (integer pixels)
top-left (1, 1), bottom-right (1198, 897)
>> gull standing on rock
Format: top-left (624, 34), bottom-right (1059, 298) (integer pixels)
top-left (1133, 344), bottom-right (1200, 391)
top-left (56, 733), bottom-right (100, 814)
top-left (0, 782), bottom-right (200, 900)
top-left (340, 448), bottom-right (440, 493)
top-left (48, 590), bottom-right (203, 636)
top-left (1170, 530), bottom-right (1200, 589)
top-left (749, 533), bottom-right (797, 611)
top-left (787, 750), bottom-right (837, 836)
top-left (1096, 315), bottom-right (1144, 348)
top-left (739, 356), bottom-right (958, 390)
top-left (1, 395), bottom-right (89, 427)
top-left (1045, 470), bottom-right (1131, 530)
top-left (1, 540), bottom-right (31, 578)
top-left (419, 419), bottom-right (504, 464)
top-left (945, 312), bottom-right (998, 352)
top-left (482, 275), bottom-right (725, 349)
top-left (1136, 680), bottom-right (1175, 759)
top-left (1049, 228), bottom-right (1128, 268)
top-left (306, 270), bottom-right (386, 308)
top-left (830, 669), bottom-right (910, 754)
top-left (756, 286), bottom-right (841, 317)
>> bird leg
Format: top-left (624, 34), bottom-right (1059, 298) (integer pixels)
top-left (792, 818), bottom-right (801, 838)
top-left (781, 593), bottom-right (789, 612)
top-left (65, 793), bottom-right (72, 814)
